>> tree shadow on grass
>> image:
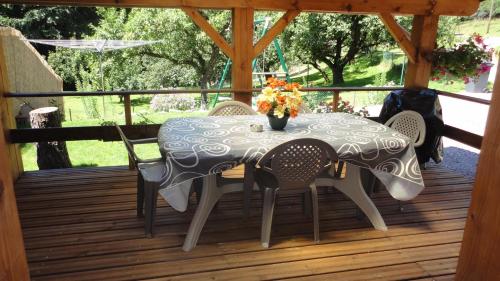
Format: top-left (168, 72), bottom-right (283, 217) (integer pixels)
top-left (131, 96), bottom-right (153, 107)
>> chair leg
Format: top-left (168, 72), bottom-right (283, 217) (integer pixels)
top-left (261, 187), bottom-right (278, 248)
top-left (303, 189), bottom-right (312, 217)
top-left (316, 165), bottom-right (388, 231)
top-left (144, 181), bottom-right (159, 238)
top-left (193, 178), bottom-right (203, 204)
top-left (243, 164), bottom-right (255, 218)
top-left (137, 173), bottom-right (145, 217)
top-left (310, 183), bottom-right (320, 243)
top-left (373, 178), bottom-right (382, 194)
top-left (356, 170), bottom-right (376, 220)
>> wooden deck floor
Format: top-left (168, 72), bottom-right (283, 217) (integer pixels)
top-left (14, 166), bottom-right (473, 281)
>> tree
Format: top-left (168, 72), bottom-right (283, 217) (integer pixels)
top-left (125, 9), bottom-right (230, 108)
top-left (285, 14), bottom-right (391, 85)
top-left (47, 8), bottom-right (194, 93)
top-left (397, 16), bottom-right (459, 48)
top-left (0, 5), bottom-right (100, 56)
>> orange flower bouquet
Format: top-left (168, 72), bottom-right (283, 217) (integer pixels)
top-left (256, 78), bottom-right (304, 130)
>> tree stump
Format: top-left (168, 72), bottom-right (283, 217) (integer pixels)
top-left (29, 107), bottom-right (72, 169)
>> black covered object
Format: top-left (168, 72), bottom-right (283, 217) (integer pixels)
top-left (379, 89), bottom-right (444, 164)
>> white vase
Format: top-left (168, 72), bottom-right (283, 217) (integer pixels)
top-left (465, 68), bottom-right (491, 93)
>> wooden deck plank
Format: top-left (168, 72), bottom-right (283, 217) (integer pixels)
top-left (31, 236), bottom-right (462, 281)
top-left (28, 228), bottom-right (464, 277)
top-left (20, 200), bottom-right (470, 249)
top-left (14, 165), bottom-right (472, 281)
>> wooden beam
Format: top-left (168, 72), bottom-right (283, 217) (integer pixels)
top-left (231, 7), bottom-right (254, 105)
top-left (378, 13), bottom-right (417, 63)
top-left (404, 15), bottom-right (439, 88)
top-left (442, 125), bottom-right (483, 150)
top-left (253, 10), bottom-right (300, 59)
top-left (0, 99), bottom-right (29, 281)
top-left (456, 57), bottom-right (500, 280)
top-left (0, 0), bottom-right (480, 16)
top-left (0, 29), bottom-right (23, 179)
top-left (9, 125), bottom-right (161, 143)
top-left (181, 7), bottom-right (234, 60)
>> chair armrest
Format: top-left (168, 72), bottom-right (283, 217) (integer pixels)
top-left (129, 137), bottom-right (158, 145)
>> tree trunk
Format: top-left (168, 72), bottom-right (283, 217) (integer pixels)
top-left (29, 107), bottom-right (72, 169)
top-left (199, 79), bottom-right (209, 110)
top-left (332, 64), bottom-right (345, 84)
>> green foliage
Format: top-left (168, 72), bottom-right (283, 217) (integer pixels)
top-left (0, 5), bottom-right (99, 39)
top-left (0, 5), bottom-right (99, 56)
top-left (284, 14), bottom-right (392, 85)
top-left (99, 120), bottom-right (116, 126)
top-left (396, 16), bottom-right (459, 48)
top-left (253, 12), bottom-right (287, 73)
top-left (133, 112), bottom-right (155, 125)
top-left (81, 97), bottom-right (101, 119)
top-left (46, 8), bottom-right (231, 109)
top-left (432, 34), bottom-right (494, 82)
top-left (475, 0), bottom-right (500, 18)
top-left (457, 18), bottom-right (500, 37)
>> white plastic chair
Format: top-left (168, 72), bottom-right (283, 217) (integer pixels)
top-left (183, 101), bottom-right (257, 251)
top-left (255, 138), bottom-right (337, 247)
top-left (382, 110), bottom-right (426, 211)
top-left (315, 164), bottom-right (388, 232)
top-left (384, 110), bottom-right (426, 147)
top-left (208, 101), bottom-right (257, 215)
top-left (208, 100), bottom-right (257, 116)
top-left (115, 125), bottom-right (164, 238)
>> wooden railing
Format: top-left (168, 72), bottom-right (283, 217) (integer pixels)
top-left (5, 87), bottom-right (487, 150)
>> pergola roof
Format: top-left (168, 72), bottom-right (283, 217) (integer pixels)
top-left (2, 0), bottom-right (479, 16)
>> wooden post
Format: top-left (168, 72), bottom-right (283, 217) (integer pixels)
top-left (123, 94), bottom-right (132, 125)
top-left (123, 94), bottom-right (134, 169)
top-left (231, 7), bottom-right (254, 105)
top-left (0, 103), bottom-right (30, 281)
top-left (456, 57), bottom-right (500, 280)
top-left (404, 15), bottom-right (439, 88)
top-left (332, 91), bottom-right (340, 112)
top-left (0, 33), bottom-right (23, 179)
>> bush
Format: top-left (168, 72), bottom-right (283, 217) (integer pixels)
top-left (150, 94), bottom-right (197, 112)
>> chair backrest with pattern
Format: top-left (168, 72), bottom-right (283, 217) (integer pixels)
top-left (257, 138), bottom-right (338, 189)
top-left (208, 101), bottom-right (257, 116)
top-left (384, 110), bottom-right (426, 147)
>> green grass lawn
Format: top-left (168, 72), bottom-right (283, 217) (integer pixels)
top-left (21, 50), bottom-right (473, 171)
top-left (457, 18), bottom-right (500, 37)
top-left (21, 95), bottom-right (207, 171)
top-left (291, 51), bottom-right (466, 108)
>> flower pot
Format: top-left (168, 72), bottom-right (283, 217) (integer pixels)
top-left (465, 68), bottom-right (491, 93)
top-left (267, 114), bottom-right (289, 130)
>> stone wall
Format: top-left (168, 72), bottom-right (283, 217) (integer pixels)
top-left (0, 27), bottom-right (63, 126)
